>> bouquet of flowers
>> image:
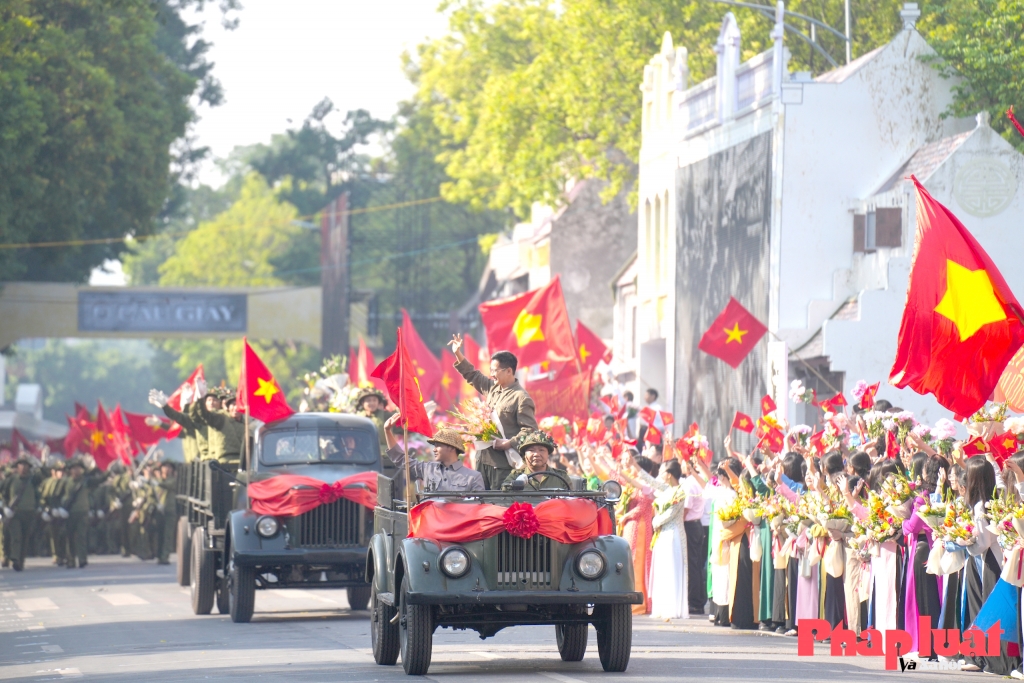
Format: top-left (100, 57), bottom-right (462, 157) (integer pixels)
top-left (890, 411), bottom-right (917, 443)
top-left (447, 399), bottom-right (501, 444)
top-left (789, 425), bottom-right (812, 449)
top-left (861, 411), bottom-right (888, 441)
top-left (967, 402), bottom-right (1008, 441)
top-left (916, 501), bottom-right (948, 529)
top-left (822, 413), bottom-right (850, 452)
top-left (717, 496), bottom-right (746, 528)
top-left (789, 379), bottom-right (815, 405)
top-left (880, 473), bottom-right (916, 519)
top-left (854, 492), bottom-right (901, 543)
top-left (937, 498), bottom-right (976, 547)
top-left (985, 495), bottom-right (1024, 550)
top-left (930, 418), bottom-right (958, 456)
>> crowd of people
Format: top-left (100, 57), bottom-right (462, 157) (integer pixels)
top-left (0, 453), bottom-right (180, 570)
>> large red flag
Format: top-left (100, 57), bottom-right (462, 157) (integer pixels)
top-left (92, 403), bottom-right (118, 470)
top-left (355, 337), bottom-right (386, 391)
top-left (697, 297), bottom-right (768, 369)
top-left (168, 364), bottom-right (205, 411)
top-left (478, 277), bottom-right (576, 367)
top-left (108, 405), bottom-right (135, 464)
top-left (462, 333), bottom-right (488, 370)
top-left (524, 365), bottom-right (590, 422)
top-left (436, 349), bottom-right (462, 412)
top-left (400, 309), bottom-right (442, 402)
top-left (371, 328), bottom-right (434, 436)
top-left (890, 177), bottom-right (1024, 416)
top-left (237, 339), bottom-right (295, 424)
top-left (124, 411), bottom-right (181, 448)
top-left (576, 320), bottom-right (611, 372)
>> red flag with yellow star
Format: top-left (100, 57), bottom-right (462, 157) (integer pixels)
top-left (697, 297), bottom-right (768, 369)
top-left (92, 403), bottom-right (118, 470)
top-left (478, 277), bottom-right (576, 367)
top-left (732, 411), bottom-right (754, 433)
top-left (237, 338), bottom-right (294, 424)
top-left (988, 431), bottom-right (1019, 466)
top-left (436, 349), bottom-right (462, 412)
top-left (400, 309), bottom-right (442, 402)
top-left (371, 328), bottom-right (434, 436)
top-left (890, 177), bottom-right (1024, 416)
top-left (461, 333), bottom-right (488, 371)
top-left (575, 320), bottom-right (610, 372)
top-left (355, 337), bottom-right (387, 392)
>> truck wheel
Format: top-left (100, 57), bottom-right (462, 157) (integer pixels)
top-left (371, 582), bottom-right (399, 665)
top-left (228, 564), bottom-right (256, 623)
top-left (176, 517), bottom-right (191, 587)
top-left (347, 585), bottom-right (371, 611)
top-left (399, 573), bottom-right (433, 675)
top-left (556, 622), bottom-right (588, 661)
top-left (216, 574), bottom-right (230, 615)
top-left (190, 527), bottom-right (215, 615)
top-left (595, 603), bottom-right (632, 672)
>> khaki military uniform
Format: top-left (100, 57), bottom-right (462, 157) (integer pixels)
top-left (40, 474), bottom-right (68, 565)
top-left (163, 404), bottom-right (201, 462)
top-left (154, 472), bottom-right (177, 564)
top-left (1, 471), bottom-right (41, 569)
top-left (453, 358), bottom-right (538, 490)
top-left (197, 406), bottom-right (246, 467)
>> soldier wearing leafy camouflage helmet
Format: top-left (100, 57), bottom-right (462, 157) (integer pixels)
top-left (355, 387), bottom-right (396, 475)
top-left (500, 430), bottom-right (566, 491)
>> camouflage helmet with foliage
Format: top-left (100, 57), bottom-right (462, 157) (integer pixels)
top-left (354, 386), bottom-right (387, 409)
top-left (518, 430), bottom-right (557, 455)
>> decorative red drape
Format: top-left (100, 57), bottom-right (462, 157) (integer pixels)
top-left (409, 498), bottom-right (613, 545)
top-left (248, 471), bottom-right (378, 516)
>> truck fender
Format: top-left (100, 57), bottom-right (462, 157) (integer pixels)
top-left (227, 509), bottom-right (263, 560)
top-left (366, 532), bottom-right (389, 592)
top-left (397, 538), bottom-right (442, 593)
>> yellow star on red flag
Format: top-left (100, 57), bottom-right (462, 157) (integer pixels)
top-left (253, 377), bottom-right (280, 403)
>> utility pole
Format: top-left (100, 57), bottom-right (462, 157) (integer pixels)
top-left (320, 192), bottom-right (351, 360)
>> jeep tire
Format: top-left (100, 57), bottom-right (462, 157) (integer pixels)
top-left (176, 516), bottom-right (191, 586)
top-left (228, 566), bottom-right (256, 623)
top-left (347, 585), bottom-right (371, 611)
top-left (556, 621), bottom-right (588, 661)
top-left (371, 582), bottom-right (399, 665)
top-left (215, 573), bottom-right (230, 615)
top-left (595, 603), bottom-right (632, 672)
top-left (399, 573), bottom-right (433, 675)
top-left (190, 527), bottom-right (215, 615)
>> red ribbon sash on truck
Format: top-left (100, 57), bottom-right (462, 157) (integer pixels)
top-left (408, 498), bottom-right (613, 544)
top-left (248, 471), bottom-right (378, 516)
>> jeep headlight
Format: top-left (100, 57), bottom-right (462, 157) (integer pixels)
top-left (256, 516), bottom-right (279, 538)
top-left (576, 550), bottom-right (606, 580)
top-left (439, 547), bottom-right (471, 578)
top-left (602, 480), bottom-right (622, 502)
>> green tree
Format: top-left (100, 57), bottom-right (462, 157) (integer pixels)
top-left (0, 0), bottom-right (230, 282)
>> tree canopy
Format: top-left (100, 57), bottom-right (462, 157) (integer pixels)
top-left (410, 0), bottom-right (1024, 218)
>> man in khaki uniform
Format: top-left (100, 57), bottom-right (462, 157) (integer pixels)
top-left (450, 334), bottom-right (537, 490)
top-left (1, 457), bottom-right (41, 571)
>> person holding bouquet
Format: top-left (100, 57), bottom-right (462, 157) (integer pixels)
top-left (450, 334), bottom-right (537, 490)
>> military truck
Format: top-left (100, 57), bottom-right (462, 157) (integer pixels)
top-left (177, 413), bottom-right (380, 622)
top-left (366, 472), bottom-right (638, 675)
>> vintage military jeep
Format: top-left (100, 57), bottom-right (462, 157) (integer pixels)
top-left (366, 472), bottom-right (638, 675)
top-left (184, 413), bottom-right (380, 623)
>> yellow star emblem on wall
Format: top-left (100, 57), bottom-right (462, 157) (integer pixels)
top-left (934, 260), bottom-right (1007, 341)
top-left (724, 323), bottom-right (748, 344)
top-left (512, 311), bottom-right (545, 346)
top-left (253, 377), bottom-right (280, 403)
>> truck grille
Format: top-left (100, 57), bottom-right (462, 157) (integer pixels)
top-left (495, 532), bottom-right (553, 590)
top-left (294, 499), bottom-right (362, 549)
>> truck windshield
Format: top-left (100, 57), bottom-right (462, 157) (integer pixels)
top-left (260, 427), bottom-right (377, 466)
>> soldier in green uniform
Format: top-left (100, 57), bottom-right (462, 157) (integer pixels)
top-left (40, 461), bottom-right (68, 566)
top-left (150, 387), bottom-right (216, 462)
top-left (61, 457), bottom-right (105, 568)
top-left (501, 430), bottom-right (567, 491)
top-left (355, 388), bottom-right (397, 477)
top-left (103, 461), bottom-right (132, 557)
top-left (128, 462), bottom-right (157, 560)
top-left (154, 461), bottom-right (178, 565)
top-left (197, 391), bottom-right (246, 468)
top-left (450, 336), bottom-right (538, 490)
top-left (1, 457), bottom-right (42, 571)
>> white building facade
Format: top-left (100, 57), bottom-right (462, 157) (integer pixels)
top-left (627, 2), bottom-right (1024, 443)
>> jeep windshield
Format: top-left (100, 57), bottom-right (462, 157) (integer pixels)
top-left (260, 426), bottom-right (378, 466)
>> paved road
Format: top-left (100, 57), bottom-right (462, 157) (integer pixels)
top-left (0, 555), bottom-right (974, 682)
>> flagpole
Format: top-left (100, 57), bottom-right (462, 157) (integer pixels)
top-left (244, 405), bottom-right (250, 472)
top-left (398, 329), bottom-right (416, 507)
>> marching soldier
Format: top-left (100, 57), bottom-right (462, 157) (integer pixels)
top-left (103, 461), bottom-right (133, 557)
top-left (154, 461), bottom-right (178, 565)
top-left (40, 461), bottom-right (68, 566)
top-left (1, 456), bottom-right (42, 571)
top-left (449, 336), bottom-right (538, 490)
top-left (61, 457), bottom-right (105, 569)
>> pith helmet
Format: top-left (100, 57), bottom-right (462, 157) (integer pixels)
top-left (426, 428), bottom-right (466, 454)
top-left (355, 387), bottom-right (387, 408)
top-left (518, 430), bottom-right (556, 455)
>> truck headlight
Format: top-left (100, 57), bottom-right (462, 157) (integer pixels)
top-left (439, 547), bottom-right (471, 578)
top-left (256, 516), bottom-right (279, 538)
top-left (576, 550), bottom-right (606, 580)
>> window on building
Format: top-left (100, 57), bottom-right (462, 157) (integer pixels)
top-left (853, 214), bottom-right (866, 253)
top-left (853, 208), bottom-right (902, 252)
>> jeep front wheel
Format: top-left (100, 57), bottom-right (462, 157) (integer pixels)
top-left (556, 621), bottom-right (588, 661)
top-left (347, 585), bottom-right (371, 611)
top-left (228, 564), bottom-right (255, 623)
top-left (595, 603), bottom-right (632, 672)
top-left (176, 517), bottom-right (191, 586)
top-left (189, 527), bottom-right (215, 615)
top-left (399, 573), bottom-right (433, 675)
top-left (371, 582), bottom-right (399, 665)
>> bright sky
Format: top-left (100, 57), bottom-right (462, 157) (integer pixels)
top-left (186, 0), bottom-right (449, 187)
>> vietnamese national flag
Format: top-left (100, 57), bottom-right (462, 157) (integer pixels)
top-left (462, 333), bottom-right (488, 371)
top-left (478, 277), bottom-right (576, 367)
top-left (890, 176), bottom-right (1024, 416)
top-left (400, 310), bottom-right (442, 402)
top-left (168, 364), bottom-right (205, 411)
top-left (697, 297), bottom-right (768, 369)
top-left (576, 320), bottom-right (610, 372)
top-left (237, 338), bottom-right (294, 424)
top-left (988, 431), bottom-right (1019, 466)
top-left (108, 405), bottom-right (135, 463)
top-left (760, 394), bottom-right (776, 415)
top-left (371, 328), bottom-right (434, 436)
top-left (355, 337), bottom-right (386, 391)
top-left (732, 411), bottom-right (755, 433)
top-left (645, 424), bottom-right (663, 446)
top-left (885, 431), bottom-right (901, 460)
top-left (961, 436), bottom-right (991, 459)
top-left (524, 365), bottom-right (590, 422)
top-left (819, 393), bottom-right (847, 414)
top-left (92, 403), bottom-right (117, 470)
top-left (860, 382), bottom-right (880, 410)
top-left (124, 411), bottom-right (181, 448)
top-left (436, 349), bottom-right (462, 412)
top-left (809, 430), bottom-right (826, 456)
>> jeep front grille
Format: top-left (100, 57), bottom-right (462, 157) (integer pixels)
top-left (294, 499), bottom-right (362, 549)
top-left (495, 532), bottom-right (553, 590)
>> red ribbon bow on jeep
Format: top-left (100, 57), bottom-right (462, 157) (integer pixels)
top-left (409, 498), bottom-right (612, 544)
top-left (248, 471), bottom-right (378, 517)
